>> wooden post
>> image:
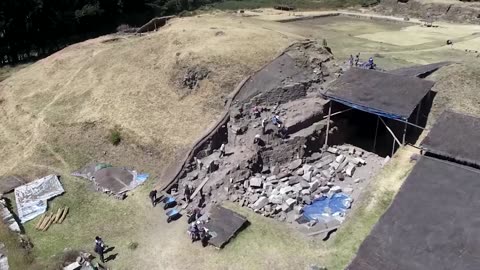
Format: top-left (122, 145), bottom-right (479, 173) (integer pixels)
top-left (391, 135), bottom-right (395, 157)
top-left (324, 101), bottom-right (332, 148)
top-left (373, 116), bottom-right (379, 151)
top-left (416, 101), bottom-right (422, 125)
top-left (379, 117), bottom-right (402, 146)
top-left (402, 122), bottom-right (408, 145)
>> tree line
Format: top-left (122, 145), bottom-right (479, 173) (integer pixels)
top-left (0, 0), bottom-right (220, 65)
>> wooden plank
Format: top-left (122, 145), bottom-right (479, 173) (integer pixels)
top-left (35, 215), bottom-right (45, 230)
top-left (53, 207), bottom-right (64, 223)
top-left (190, 177), bottom-right (209, 199)
top-left (38, 213), bottom-right (52, 230)
top-left (307, 225), bottom-right (340, 237)
top-left (58, 207), bottom-right (69, 223)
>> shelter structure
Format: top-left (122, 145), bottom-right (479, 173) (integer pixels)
top-left (323, 68), bottom-right (434, 155)
top-left (421, 110), bottom-right (480, 167)
top-left (203, 205), bottom-right (248, 248)
top-left (347, 156), bottom-right (480, 270)
top-left (389, 62), bottom-right (451, 78)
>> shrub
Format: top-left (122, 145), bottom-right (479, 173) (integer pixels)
top-left (109, 126), bottom-right (122, 146)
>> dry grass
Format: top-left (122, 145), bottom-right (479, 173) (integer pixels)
top-left (0, 14), bottom-right (296, 179)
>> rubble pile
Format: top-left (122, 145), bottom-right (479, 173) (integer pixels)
top-left (168, 41), bottom-right (382, 237)
top-left (226, 145), bottom-right (367, 223)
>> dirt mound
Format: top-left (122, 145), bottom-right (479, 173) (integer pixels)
top-left (0, 14), bottom-right (298, 180)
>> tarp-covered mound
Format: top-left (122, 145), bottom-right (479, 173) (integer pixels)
top-left (302, 193), bottom-right (352, 222)
top-left (14, 175), bottom-right (64, 223)
top-left (72, 163), bottom-right (148, 197)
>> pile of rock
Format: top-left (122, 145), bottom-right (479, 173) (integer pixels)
top-left (226, 145), bottom-right (367, 222)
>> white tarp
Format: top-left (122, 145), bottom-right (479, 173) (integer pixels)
top-left (14, 175), bottom-right (64, 223)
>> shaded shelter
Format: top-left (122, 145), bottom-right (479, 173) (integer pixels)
top-left (204, 205), bottom-right (248, 248)
top-left (323, 68), bottom-right (434, 155)
top-left (389, 61), bottom-right (451, 78)
top-left (421, 110), bottom-right (480, 167)
top-left (347, 156), bottom-right (480, 270)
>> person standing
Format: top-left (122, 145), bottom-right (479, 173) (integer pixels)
top-left (94, 236), bottom-right (106, 263)
top-left (219, 143), bottom-right (226, 158)
top-left (149, 189), bottom-right (158, 207)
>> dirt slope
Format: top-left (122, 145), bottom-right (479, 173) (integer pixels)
top-left (0, 14), bottom-right (297, 180)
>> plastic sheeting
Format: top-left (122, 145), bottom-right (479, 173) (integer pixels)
top-left (14, 175), bottom-right (64, 223)
top-left (302, 193), bottom-right (352, 222)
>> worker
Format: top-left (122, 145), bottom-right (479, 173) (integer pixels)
top-left (219, 143), bottom-right (226, 158)
top-left (94, 236), bottom-right (106, 263)
top-left (348, 55), bottom-right (354, 66)
top-left (251, 106), bottom-right (261, 118)
top-left (183, 184), bottom-right (192, 203)
top-left (149, 189), bottom-right (157, 207)
top-left (354, 53), bottom-right (360, 66)
top-left (272, 115), bottom-right (282, 128)
top-left (253, 134), bottom-right (265, 147)
top-left (194, 157), bottom-right (203, 170)
top-left (261, 118), bottom-right (267, 134)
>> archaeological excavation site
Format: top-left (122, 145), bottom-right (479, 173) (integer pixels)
top-left (157, 40), bottom-right (445, 246)
top-left (4, 2), bottom-right (480, 268)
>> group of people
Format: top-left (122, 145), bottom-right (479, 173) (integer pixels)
top-left (348, 53), bottom-right (376, 70)
top-left (188, 220), bottom-right (210, 246)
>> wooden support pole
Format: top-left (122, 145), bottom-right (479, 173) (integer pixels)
top-left (324, 101), bottom-right (332, 148)
top-left (373, 116), bottom-right (379, 152)
top-left (391, 136), bottom-right (396, 157)
top-left (416, 101), bottom-right (422, 125)
top-left (379, 117), bottom-right (402, 146)
top-left (402, 122), bottom-right (408, 145)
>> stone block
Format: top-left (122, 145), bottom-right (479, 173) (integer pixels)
top-left (281, 203), bottom-right (292, 212)
top-left (309, 152), bottom-right (322, 162)
top-left (277, 171), bottom-right (292, 179)
top-left (354, 157), bottom-right (366, 165)
top-left (338, 159), bottom-right (349, 172)
top-left (300, 181), bottom-right (310, 189)
top-left (315, 157), bottom-right (334, 169)
top-left (309, 181), bottom-right (320, 193)
top-left (345, 163), bottom-right (356, 177)
top-left (296, 167), bottom-right (304, 176)
top-left (303, 164), bottom-right (313, 172)
top-left (288, 159), bottom-right (303, 170)
top-left (253, 197), bottom-right (268, 209)
top-left (330, 161), bottom-right (340, 170)
top-left (280, 186), bottom-right (294, 194)
top-left (321, 170), bottom-right (332, 179)
top-left (335, 155), bottom-right (346, 163)
top-left (331, 186), bottom-right (342, 193)
top-left (249, 193), bottom-right (260, 203)
top-left (249, 177), bottom-right (263, 188)
top-left (293, 183), bottom-right (303, 193)
top-left (269, 194), bottom-right (284, 204)
top-left (327, 147), bottom-right (339, 154)
top-left (302, 196), bottom-right (312, 205)
top-left (354, 178), bottom-right (363, 184)
top-left (348, 147), bottom-right (355, 155)
top-left (288, 176), bottom-right (301, 185)
top-left (301, 189), bottom-right (311, 195)
top-left (319, 186), bottom-right (330, 193)
top-left (271, 166), bottom-right (280, 176)
top-left (285, 198), bottom-right (296, 207)
top-left (344, 187), bottom-right (354, 194)
top-left (303, 171), bottom-right (312, 182)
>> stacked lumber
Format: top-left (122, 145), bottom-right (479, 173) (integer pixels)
top-left (34, 206), bottom-right (69, 231)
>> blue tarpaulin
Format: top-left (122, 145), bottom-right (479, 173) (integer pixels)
top-left (302, 193), bottom-right (352, 222)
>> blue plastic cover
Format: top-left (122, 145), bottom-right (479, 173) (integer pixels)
top-left (302, 193), bottom-right (352, 221)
